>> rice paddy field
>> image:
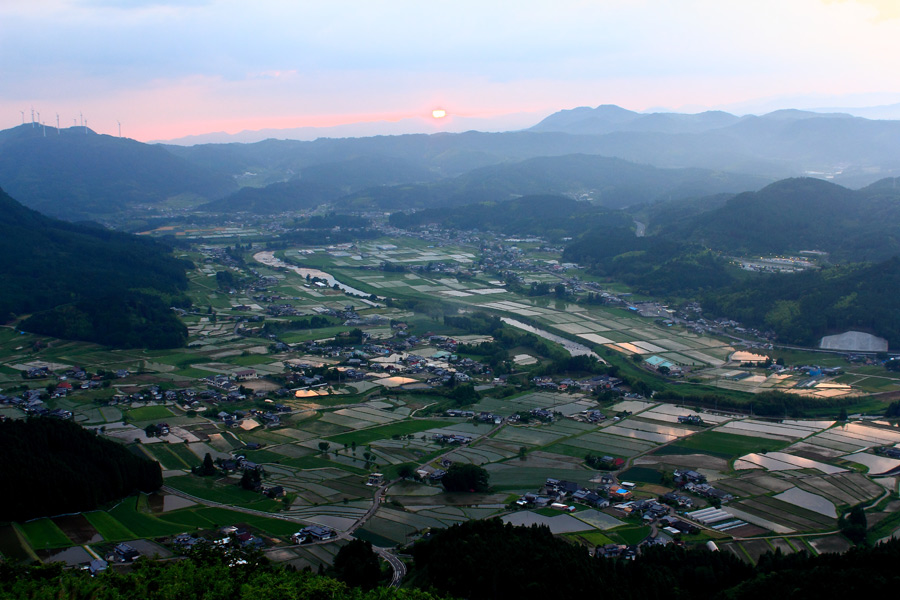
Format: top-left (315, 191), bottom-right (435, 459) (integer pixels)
top-left (6, 237), bottom-right (900, 569)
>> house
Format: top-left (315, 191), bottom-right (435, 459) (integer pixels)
top-left (659, 516), bottom-right (699, 535)
top-left (233, 369), bottom-right (258, 381)
top-left (677, 415), bottom-right (703, 425)
top-left (88, 559), bottom-right (108, 575)
top-left (264, 486), bottom-right (285, 498)
top-left (113, 543), bottom-right (140, 562)
top-left (610, 488), bottom-right (633, 501)
top-left (674, 469), bottom-right (706, 484)
top-left (298, 525), bottom-right (335, 541)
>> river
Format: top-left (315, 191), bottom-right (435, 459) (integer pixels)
top-left (253, 251), bottom-right (372, 297)
top-left (500, 317), bottom-right (602, 361)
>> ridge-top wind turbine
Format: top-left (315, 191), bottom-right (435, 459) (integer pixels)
top-left (56, 113), bottom-right (60, 134)
top-left (117, 120), bottom-right (121, 138)
top-left (20, 110), bottom-right (24, 125)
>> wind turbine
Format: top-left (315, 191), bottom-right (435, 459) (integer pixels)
top-left (117, 120), bottom-right (121, 138)
top-left (56, 113), bottom-right (60, 134)
top-left (20, 110), bottom-right (24, 125)
top-left (31, 107), bottom-right (35, 127)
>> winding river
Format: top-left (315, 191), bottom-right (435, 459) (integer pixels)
top-left (253, 251), bottom-right (371, 297)
top-left (500, 317), bottom-right (602, 360)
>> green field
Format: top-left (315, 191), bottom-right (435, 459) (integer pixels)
top-left (84, 511), bottom-right (137, 542)
top-left (127, 405), bottom-right (175, 421)
top-left (618, 466), bottom-right (664, 485)
top-left (165, 475), bottom-right (282, 510)
top-left (568, 530), bottom-right (615, 546)
top-left (281, 455), bottom-right (369, 475)
top-left (108, 497), bottom-right (188, 538)
top-left (609, 525), bottom-right (652, 545)
top-left (145, 444), bottom-right (192, 470)
top-left (168, 443), bottom-right (201, 466)
top-left (662, 431), bottom-right (789, 459)
top-left (328, 419), bottom-right (447, 446)
top-left (17, 519), bottom-right (72, 549)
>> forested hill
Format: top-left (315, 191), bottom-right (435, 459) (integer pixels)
top-left (341, 154), bottom-right (768, 211)
top-left (658, 177), bottom-right (900, 261)
top-left (408, 518), bottom-right (900, 600)
top-left (0, 418), bottom-right (162, 521)
top-left (0, 125), bottom-right (235, 219)
top-left (0, 188), bottom-right (190, 348)
top-left (702, 257), bottom-right (900, 347)
top-left (388, 194), bottom-right (634, 239)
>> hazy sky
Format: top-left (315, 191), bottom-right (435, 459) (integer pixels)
top-left (3, 0), bottom-right (900, 141)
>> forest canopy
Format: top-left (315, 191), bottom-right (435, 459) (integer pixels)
top-left (0, 418), bottom-right (162, 521)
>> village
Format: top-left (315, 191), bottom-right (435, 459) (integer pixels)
top-left (1, 229), bottom-right (899, 574)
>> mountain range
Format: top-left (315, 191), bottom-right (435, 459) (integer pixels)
top-left (3, 104), bottom-right (900, 222)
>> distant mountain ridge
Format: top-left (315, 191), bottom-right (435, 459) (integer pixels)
top-left (0, 125), bottom-right (236, 220)
top-left (5, 103), bottom-right (900, 221)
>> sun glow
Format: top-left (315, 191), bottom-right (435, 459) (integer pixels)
top-left (432, 108), bottom-right (447, 119)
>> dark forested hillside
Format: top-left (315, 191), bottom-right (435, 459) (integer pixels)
top-left (563, 227), bottom-right (737, 297)
top-left (0, 418), bottom-right (162, 521)
top-left (702, 258), bottom-right (900, 347)
top-left (408, 518), bottom-right (900, 600)
top-left (0, 125), bottom-right (235, 219)
top-left (342, 154), bottom-right (768, 211)
top-left (202, 155), bottom-right (442, 214)
top-left (0, 188), bottom-right (191, 347)
top-left (660, 177), bottom-right (900, 261)
top-left (389, 194), bottom-right (634, 239)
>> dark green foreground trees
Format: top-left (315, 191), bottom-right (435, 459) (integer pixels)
top-left (409, 519), bottom-right (900, 600)
top-left (0, 549), bottom-right (436, 600)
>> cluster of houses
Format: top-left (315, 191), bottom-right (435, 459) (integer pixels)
top-left (673, 469), bottom-right (733, 503)
top-left (516, 478), bottom-right (614, 511)
top-left (532, 374), bottom-right (622, 393)
top-left (431, 433), bottom-right (473, 445)
top-left (0, 390), bottom-right (73, 419)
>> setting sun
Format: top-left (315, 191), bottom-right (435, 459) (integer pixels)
top-left (432, 109), bottom-right (447, 119)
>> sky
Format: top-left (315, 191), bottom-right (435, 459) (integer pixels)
top-left (3, 0), bottom-right (900, 142)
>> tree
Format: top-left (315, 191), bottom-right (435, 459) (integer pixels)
top-left (318, 441), bottom-right (331, 454)
top-left (441, 463), bottom-right (490, 493)
top-left (518, 446), bottom-right (527, 461)
top-left (398, 464), bottom-right (415, 479)
top-left (240, 468), bottom-right (262, 491)
top-left (840, 505), bottom-right (868, 544)
top-left (331, 539), bottom-right (383, 590)
top-left (200, 452), bottom-right (216, 476)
